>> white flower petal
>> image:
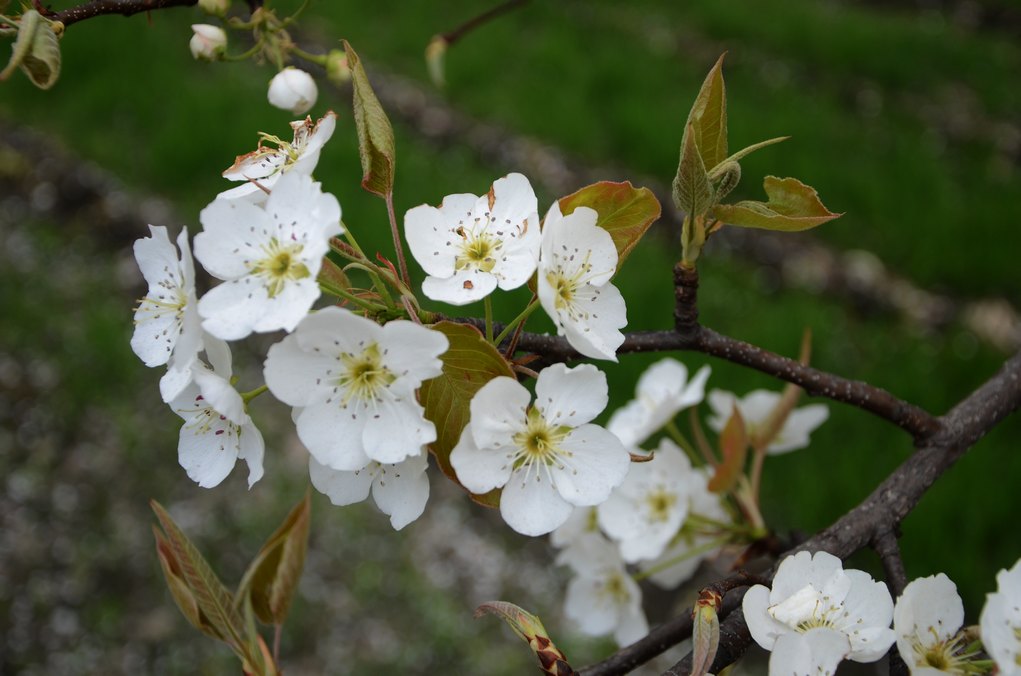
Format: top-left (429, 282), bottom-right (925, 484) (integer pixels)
top-left (744, 584), bottom-right (790, 651)
top-left (195, 199), bottom-right (270, 280)
top-left (405, 202), bottom-right (462, 278)
top-left (370, 452), bottom-right (430, 530)
top-left (468, 376), bottom-right (530, 451)
top-left (309, 456), bottom-right (375, 506)
top-left (449, 426), bottom-right (513, 494)
top-left (197, 279), bottom-right (271, 341)
top-left (361, 393), bottom-right (435, 465)
top-left (264, 332), bottom-right (339, 407)
top-left (296, 402), bottom-right (372, 471)
top-left (551, 424), bottom-right (630, 506)
top-left (840, 570), bottom-right (895, 662)
top-left (421, 268), bottom-right (498, 305)
top-left (378, 320), bottom-right (448, 387)
top-left (535, 363), bottom-right (608, 427)
top-left (769, 628), bottom-right (849, 676)
top-left (237, 420), bottom-right (265, 489)
top-left (500, 469), bottom-right (574, 536)
top-left (564, 575), bottom-right (619, 636)
top-left (178, 418), bottom-right (238, 489)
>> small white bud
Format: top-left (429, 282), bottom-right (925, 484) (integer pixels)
top-left (267, 67), bottom-right (318, 115)
top-left (189, 24), bottom-right (226, 61)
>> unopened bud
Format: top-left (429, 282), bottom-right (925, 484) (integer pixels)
top-left (189, 24), bottom-right (226, 61)
top-left (267, 67), bottom-right (317, 115)
top-left (197, 0), bottom-right (230, 17)
top-left (325, 49), bottom-right (350, 85)
top-left (425, 35), bottom-right (448, 88)
top-left (691, 590), bottom-right (723, 676)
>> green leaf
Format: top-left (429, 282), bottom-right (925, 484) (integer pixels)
top-left (419, 322), bottom-right (514, 508)
top-left (691, 590), bottom-right (723, 676)
top-left (712, 176), bottom-right (842, 232)
top-left (475, 601), bottom-right (576, 676)
top-left (708, 406), bottom-right (748, 493)
top-left (557, 181), bottom-right (661, 270)
top-left (317, 256), bottom-right (351, 295)
top-left (150, 500), bottom-right (249, 657)
top-left (236, 492), bottom-right (311, 626)
top-left (0, 10), bottom-right (61, 89)
top-left (344, 40), bottom-right (395, 198)
top-left (710, 136), bottom-right (789, 174)
top-left (672, 123), bottom-right (714, 217)
top-left (683, 53), bottom-right (729, 171)
top-left (153, 527), bottom-right (227, 642)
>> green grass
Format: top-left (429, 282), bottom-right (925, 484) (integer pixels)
top-left (2, 1), bottom-right (1019, 670)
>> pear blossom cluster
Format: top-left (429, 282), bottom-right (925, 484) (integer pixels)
top-left (130, 113), bottom-right (444, 528)
top-left (404, 174), bottom-right (627, 361)
top-left (745, 552), bottom-right (1021, 675)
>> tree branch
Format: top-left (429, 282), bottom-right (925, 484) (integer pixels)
top-left (48, 0), bottom-right (197, 27)
top-left (664, 349), bottom-right (1021, 674)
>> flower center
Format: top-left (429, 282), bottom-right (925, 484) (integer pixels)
top-left (645, 488), bottom-right (679, 522)
top-left (910, 630), bottom-right (981, 675)
top-left (252, 237), bottom-right (310, 298)
top-left (600, 572), bottom-right (631, 604)
top-left (337, 343), bottom-right (395, 405)
top-left (512, 408), bottom-right (570, 466)
top-left (768, 584), bottom-right (843, 633)
top-left (454, 227), bottom-right (500, 274)
top-left (545, 249), bottom-right (600, 321)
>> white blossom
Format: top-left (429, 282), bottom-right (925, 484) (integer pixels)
top-left (267, 67), bottom-right (317, 115)
top-left (218, 111), bottom-right (337, 202)
top-left (263, 307), bottom-right (448, 471)
top-left (449, 363), bottom-right (630, 536)
top-left (170, 340), bottom-right (264, 489)
top-left (707, 389), bottom-right (829, 454)
top-left (638, 472), bottom-right (730, 589)
top-left (607, 359), bottom-right (711, 448)
top-left (131, 225), bottom-right (204, 403)
top-left (194, 171), bottom-right (342, 340)
top-left (981, 558), bottom-right (1021, 675)
top-left (309, 452), bottom-right (430, 531)
top-left (743, 550), bottom-right (896, 675)
top-left (537, 202), bottom-right (626, 361)
top-left (597, 439), bottom-right (701, 563)
top-left (189, 24), bottom-right (226, 61)
top-left (895, 573), bottom-right (979, 674)
top-left (558, 535), bottom-right (648, 646)
top-left (404, 173), bottom-right (540, 305)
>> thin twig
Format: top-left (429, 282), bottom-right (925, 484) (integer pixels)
top-left (50, 0), bottom-right (197, 27)
top-left (664, 349), bottom-right (1021, 674)
top-left (439, 0), bottom-right (529, 46)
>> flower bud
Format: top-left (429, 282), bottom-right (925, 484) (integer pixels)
top-left (189, 24), bottom-right (226, 61)
top-left (197, 0), bottom-right (230, 17)
top-left (267, 67), bottom-right (317, 115)
top-left (325, 50), bottom-right (350, 85)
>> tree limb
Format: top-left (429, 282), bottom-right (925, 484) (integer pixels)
top-left (664, 348), bottom-right (1021, 674)
top-left (47, 0), bottom-right (197, 27)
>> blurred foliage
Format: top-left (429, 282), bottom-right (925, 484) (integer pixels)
top-left (1, 0), bottom-right (1019, 673)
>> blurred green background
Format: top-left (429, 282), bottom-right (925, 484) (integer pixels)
top-left (1, 0), bottom-right (1019, 673)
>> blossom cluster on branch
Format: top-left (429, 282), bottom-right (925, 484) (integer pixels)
top-left (13, 3), bottom-right (1006, 669)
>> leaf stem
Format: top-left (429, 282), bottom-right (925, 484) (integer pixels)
top-left (240, 385), bottom-right (268, 404)
top-left (342, 224), bottom-right (395, 309)
top-left (631, 535), bottom-right (730, 582)
top-left (665, 419), bottom-right (701, 466)
top-left (385, 191), bottom-right (411, 288)
top-left (493, 298), bottom-right (539, 347)
top-left (484, 296), bottom-right (494, 343)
